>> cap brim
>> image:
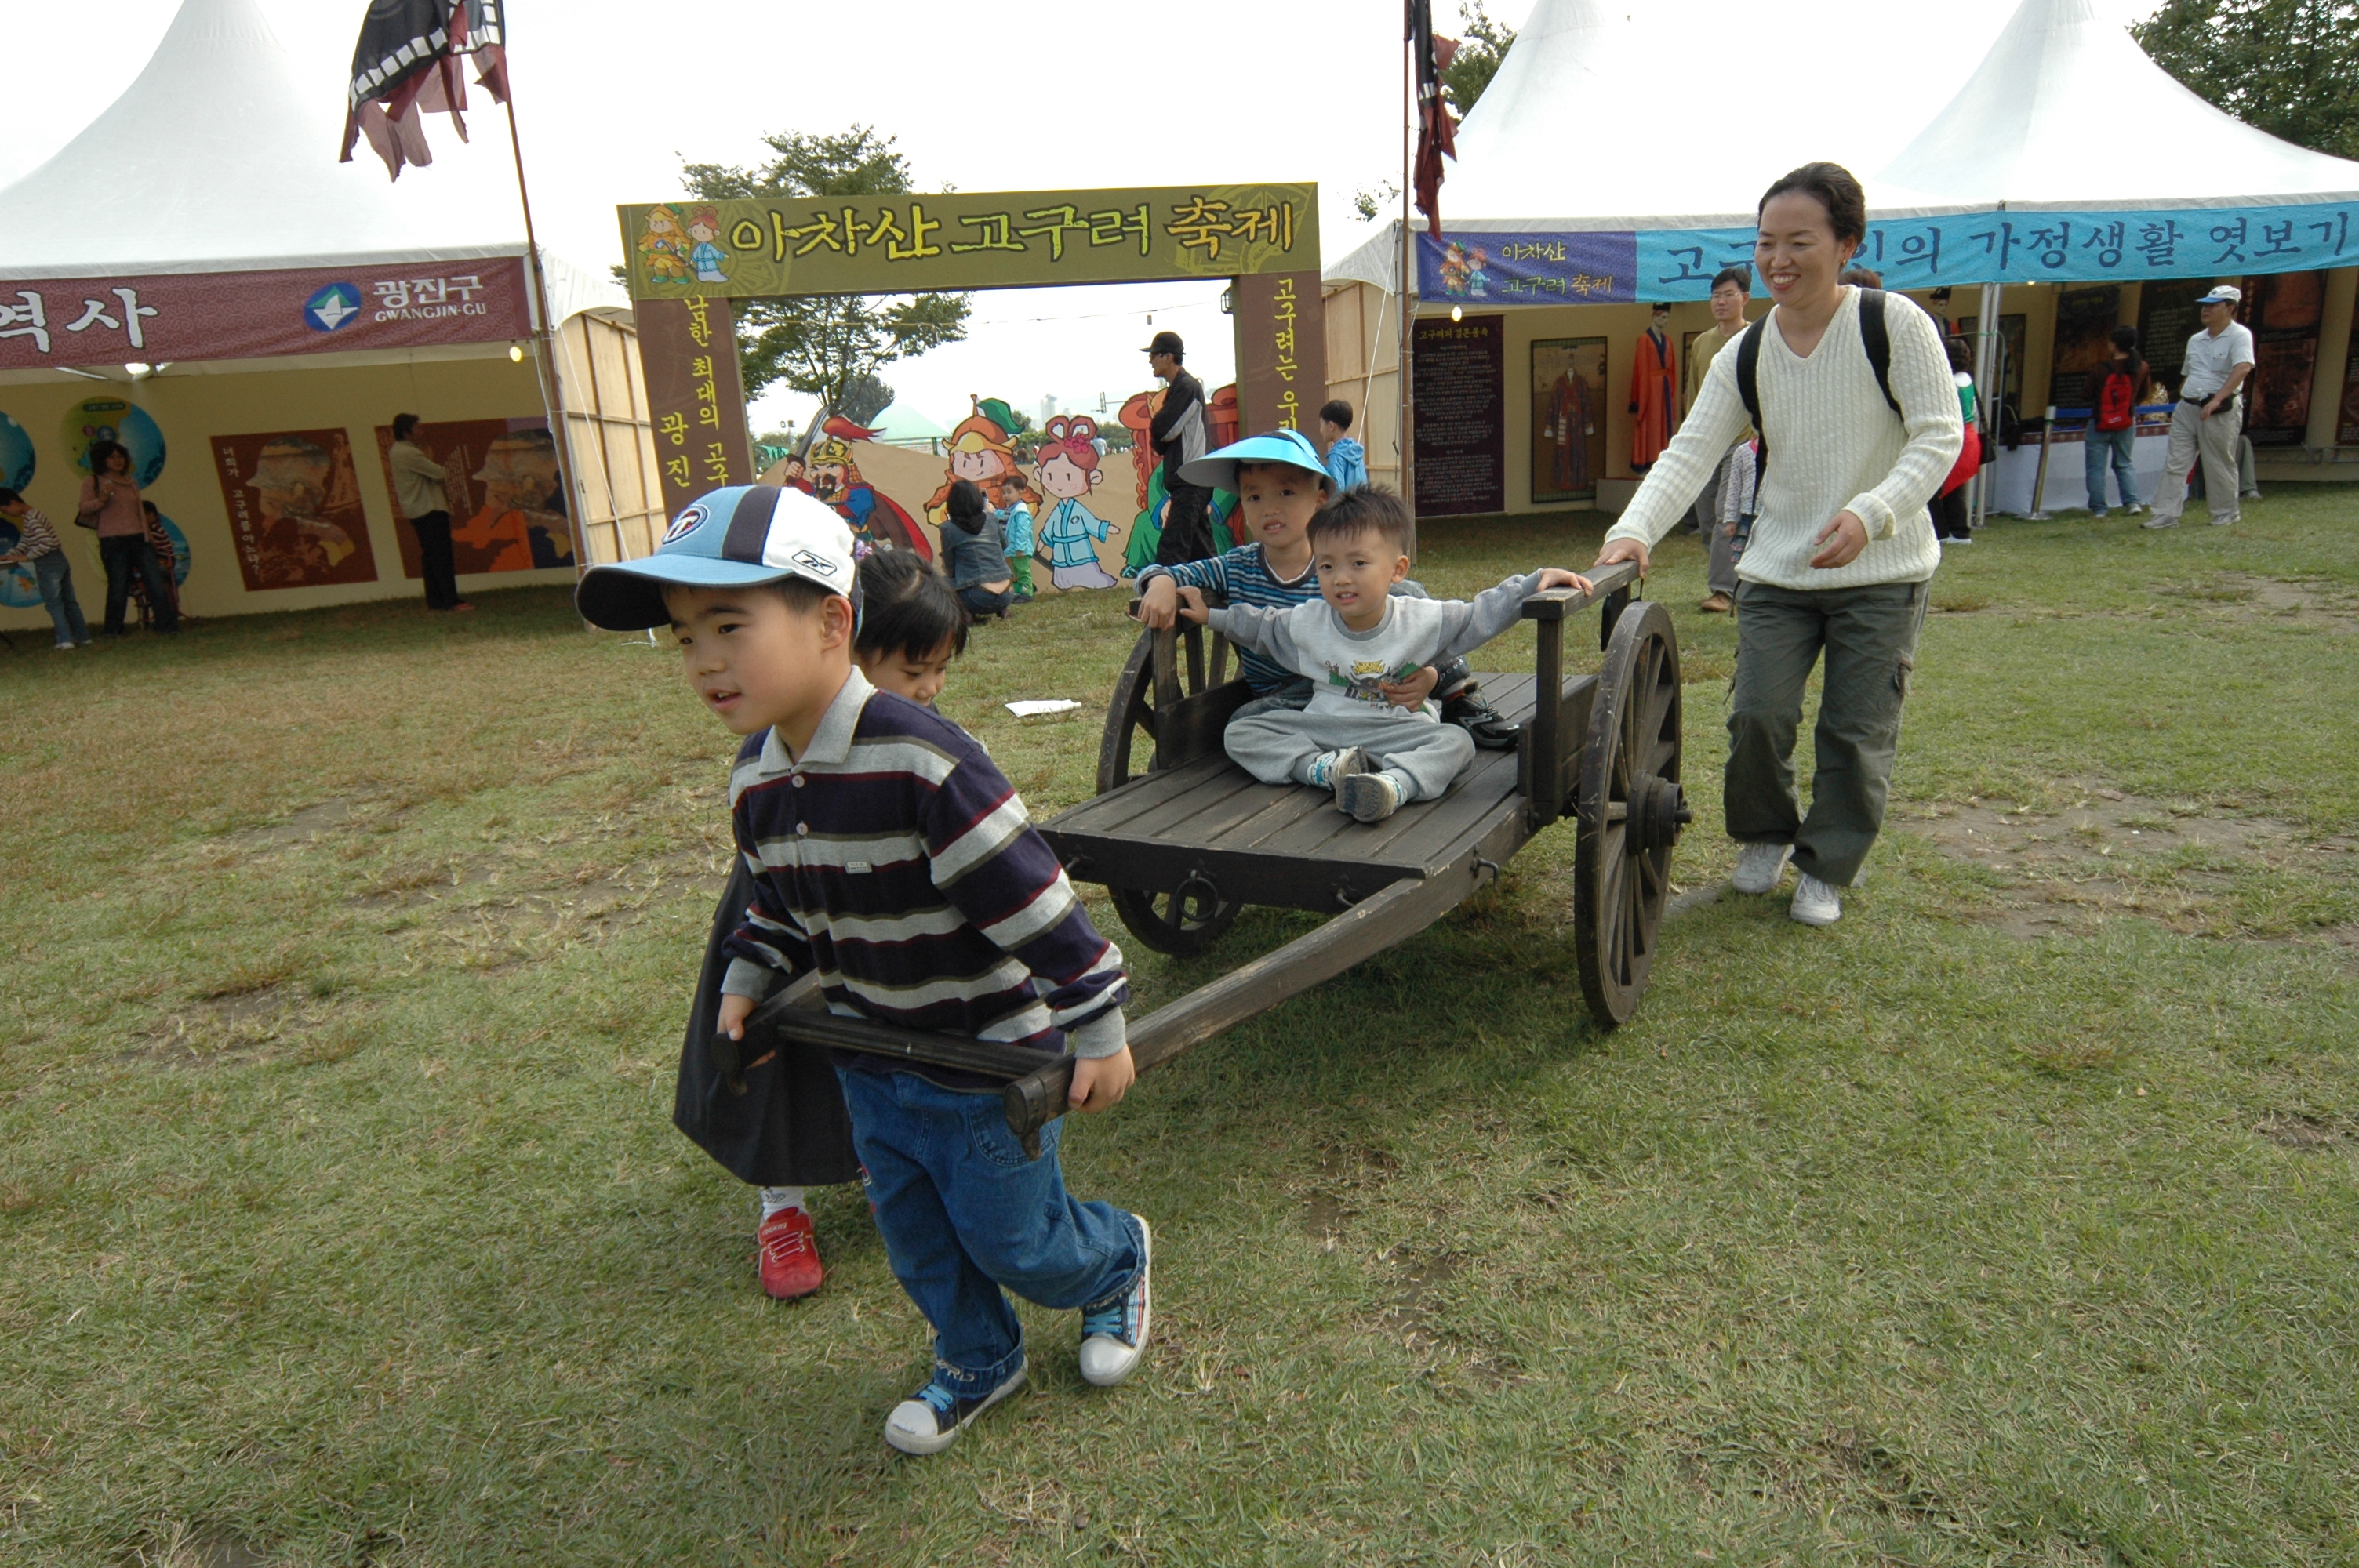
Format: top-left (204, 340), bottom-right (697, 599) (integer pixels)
top-left (1176, 433), bottom-right (1332, 493)
top-left (575, 555), bottom-right (812, 631)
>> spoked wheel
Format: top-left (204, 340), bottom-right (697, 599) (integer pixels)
top-left (1572, 599), bottom-right (1688, 1026)
top-left (1099, 622), bottom-right (1242, 957)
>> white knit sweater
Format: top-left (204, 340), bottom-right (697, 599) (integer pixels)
top-left (1604, 288), bottom-right (1961, 591)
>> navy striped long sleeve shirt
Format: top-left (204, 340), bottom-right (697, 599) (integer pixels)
top-left (719, 668), bottom-right (1129, 1082)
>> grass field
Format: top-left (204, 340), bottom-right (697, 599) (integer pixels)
top-left (4, 490), bottom-right (2357, 1566)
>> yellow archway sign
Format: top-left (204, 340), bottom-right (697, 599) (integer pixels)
top-left (616, 185), bottom-right (1322, 520)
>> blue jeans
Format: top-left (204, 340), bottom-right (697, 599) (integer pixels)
top-left (32, 552), bottom-right (89, 645)
top-left (835, 1066), bottom-right (1142, 1398)
top-left (2084, 426), bottom-right (2139, 514)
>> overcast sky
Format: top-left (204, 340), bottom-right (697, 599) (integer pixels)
top-left (12, 0), bottom-right (2155, 434)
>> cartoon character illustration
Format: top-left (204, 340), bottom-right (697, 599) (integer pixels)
top-left (453, 428), bottom-right (575, 571)
top-left (638, 205), bottom-right (695, 287)
top-left (1031, 416), bottom-right (1121, 590)
top-left (1439, 241), bottom-right (1491, 300)
top-left (686, 206), bottom-right (729, 283)
top-left (807, 417), bottom-right (932, 559)
top-left (1326, 656), bottom-right (1425, 708)
top-left (1117, 388), bottom-right (1237, 576)
top-left (925, 397), bottom-right (1038, 523)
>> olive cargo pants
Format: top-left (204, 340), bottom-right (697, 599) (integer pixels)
top-left (1727, 579), bottom-right (1928, 888)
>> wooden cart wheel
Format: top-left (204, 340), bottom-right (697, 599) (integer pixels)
top-left (1098, 622), bottom-right (1243, 956)
top-left (1572, 599), bottom-right (1689, 1027)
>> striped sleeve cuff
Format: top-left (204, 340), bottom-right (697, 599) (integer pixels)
top-left (722, 958), bottom-right (779, 1001)
top-left (1065, 1005), bottom-right (1129, 1059)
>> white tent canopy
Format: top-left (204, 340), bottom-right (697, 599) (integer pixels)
top-left (1877, 0), bottom-right (2359, 209)
top-left (0, 0), bottom-right (623, 325)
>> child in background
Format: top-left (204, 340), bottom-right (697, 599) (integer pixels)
top-left (140, 502), bottom-right (185, 622)
top-left (854, 548), bottom-right (969, 709)
top-left (1318, 400), bottom-right (1367, 493)
top-left (576, 485), bottom-right (1150, 1457)
top-left (1176, 486), bottom-right (1587, 822)
top-left (0, 488), bottom-right (91, 648)
top-left (997, 489), bottom-right (1036, 604)
top-left (1134, 430), bottom-right (1525, 749)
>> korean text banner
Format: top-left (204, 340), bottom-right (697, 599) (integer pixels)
top-left (1417, 232), bottom-right (1637, 306)
top-left (0, 260), bottom-right (532, 370)
top-left (1637, 201), bottom-right (2359, 299)
top-left (618, 185), bottom-right (1318, 298)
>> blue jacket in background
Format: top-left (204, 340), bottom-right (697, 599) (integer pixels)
top-left (1325, 437), bottom-right (1368, 493)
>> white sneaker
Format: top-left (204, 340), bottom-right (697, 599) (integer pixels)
top-left (883, 1364), bottom-right (1027, 1456)
top-left (2142, 516), bottom-right (2179, 530)
top-left (1731, 842), bottom-right (1793, 895)
top-left (1337, 770), bottom-right (1401, 822)
top-left (1790, 873), bottom-right (1842, 927)
top-left (1078, 1217), bottom-right (1151, 1387)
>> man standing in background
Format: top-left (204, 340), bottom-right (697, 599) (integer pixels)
top-left (1145, 332), bottom-right (1214, 564)
top-left (387, 415), bottom-right (471, 612)
top-left (2146, 286), bottom-right (2254, 531)
top-left (1687, 267), bottom-right (1754, 612)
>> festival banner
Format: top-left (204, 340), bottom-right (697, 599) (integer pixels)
top-left (0, 259), bottom-right (533, 370)
top-left (211, 428), bottom-right (380, 592)
top-left (635, 296), bottom-right (756, 520)
top-left (373, 418), bottom-right (576, 577)
top-left (1412, 314), bottom-right (1506, 517)
top-left (1419, 232), bottom-right (1637, 305)
top-left (1231, 270), bottom-right (1326, 435)
top-left (617, 185), bottom-right (1318, 299)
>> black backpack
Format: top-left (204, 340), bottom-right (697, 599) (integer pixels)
top-left (1734, 287), bottom-right (1906, 484)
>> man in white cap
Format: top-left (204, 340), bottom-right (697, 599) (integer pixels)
top-left (2146, 285), bottom-right (2255, 530)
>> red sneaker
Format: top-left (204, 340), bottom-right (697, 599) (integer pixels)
top-left (757, 1207), bottom-right (823, 1300)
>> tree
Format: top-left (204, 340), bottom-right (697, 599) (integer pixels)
top-left (2132, 0), bottom-right (2359, 159)
top-left (838, 372), bottom-right (894, 426)
top-left (1441, 0), bottom-right (1517, 118)
top-left (675, 126), bottom-right (972, 409)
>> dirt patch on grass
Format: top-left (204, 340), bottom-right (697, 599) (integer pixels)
top-left (2257, 1112), bottom-right (2350, 1151)
top-left (1899, 784), bottom-right (2354, 942)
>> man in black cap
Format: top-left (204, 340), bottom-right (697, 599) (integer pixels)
top-left (1144, 331), bottom-right (1214, 564)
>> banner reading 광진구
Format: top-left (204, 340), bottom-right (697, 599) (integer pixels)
top-left (618, 184), bottom-right (1318, 299)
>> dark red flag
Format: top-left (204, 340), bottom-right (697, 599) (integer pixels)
top-left (1409, 1), bottom-right (1459, 239)
top-left (340, 1), bottom-right (511, 180)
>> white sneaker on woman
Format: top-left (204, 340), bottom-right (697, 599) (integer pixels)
top-left (1790, 873), bottom-right (1842, 927)
top-left (1732, 842), bottom-right (1793, 895)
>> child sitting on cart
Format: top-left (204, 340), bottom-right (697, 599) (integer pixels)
top-left (576, 486), bottom-right (1151, 1457)
top-left (1175, 486), bottom-right (1589, 822)
top-left (1132, 429), bottom-right (1525, 749)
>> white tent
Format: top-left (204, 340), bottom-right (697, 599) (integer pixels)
top-left (1877, 0), bottom-right (2359, 211)
top-left (0, 0), bottom-right (623, 346)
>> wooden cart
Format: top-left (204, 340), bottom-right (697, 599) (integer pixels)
top-left (728, 561), bottom-right (1687, 1149)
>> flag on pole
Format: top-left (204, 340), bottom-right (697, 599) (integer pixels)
top-left (1408, 1), bottom-right (1459, 238)
top-left (340, 0), bottom-right (511, 180)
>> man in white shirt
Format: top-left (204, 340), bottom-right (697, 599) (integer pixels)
top-left (387, 413), bottom-right (472, 611)
top-left (2146, 285), bottom-right (2255, 530)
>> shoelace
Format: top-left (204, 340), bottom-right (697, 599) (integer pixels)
top-left (915, 1380), bottom-right (960, 1417)
top-left (761, 1219), bottom-right (812, 1262)
top-left (1081, 1298), bottom-right (1132, 1343)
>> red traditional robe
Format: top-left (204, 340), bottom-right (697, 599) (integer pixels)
top-left (1628, 327), bottom-right (1677, 471)
top-left (1545, 372), bottom-right (1594, 494)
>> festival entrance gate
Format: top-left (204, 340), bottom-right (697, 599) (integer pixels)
top-left (613, 185), bottom-right (1324, 520)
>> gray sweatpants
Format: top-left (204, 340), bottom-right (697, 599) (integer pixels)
top-left (1692, 452), bottom-right (1738, 597)
top-left (1726, 579), bottom-right (1928, 887)
top-left (1225, 706), bottom-right (1477, 804)
top-left (2152, 397), bottom-right (2241, 526)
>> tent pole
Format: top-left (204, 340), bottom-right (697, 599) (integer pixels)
top-left (1972, 281), bottom-right (2001, 529)
top-left (500, 88), bottom-right (591, 579)
top-left (1397, 9), bottom-right (1416, 543)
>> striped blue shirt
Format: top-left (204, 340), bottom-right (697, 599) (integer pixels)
top-left (720, 668), bottom-right (1129, 1083)
top-left (1136, 544), bottom-right (1321, 693)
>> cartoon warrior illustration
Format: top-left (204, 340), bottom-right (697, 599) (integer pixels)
top-left (807, 416), bottom-right (932, 558)
top-left (1118, 388), bottom-right (1238, 576)
top-left (1030, 416), bottom-right (1121, 590)
top-left (925, 397), bottom-right (1038, 523)
top-left (638, 205), bottom-right (695, 287)
top-left (1439, 241), bottom-right (1491, 299)
top-left (686, 206), bottom-right (729, 283)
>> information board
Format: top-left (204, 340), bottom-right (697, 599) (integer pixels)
top-left (1412, 316), bottom-right (1506, 517)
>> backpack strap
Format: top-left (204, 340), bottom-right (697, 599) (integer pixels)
top-left (1857, 288), bottom-right (1902, 416)
top-left (1736, 317), bottom-right (1770, 478)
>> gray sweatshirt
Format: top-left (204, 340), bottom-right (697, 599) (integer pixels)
top-left (1209, 572), bottom-right (1546, 723)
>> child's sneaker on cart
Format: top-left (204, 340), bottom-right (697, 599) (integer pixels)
top-left (884, 1365), bottom-right (1027, 1455)
top-left (757, 1206), bottom-right (823, 1300)
top-left (1078, 1217), bottom-right (1152, 1387)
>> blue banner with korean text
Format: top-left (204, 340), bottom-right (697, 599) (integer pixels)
top-left (1417, 231), bottom-right (1637, 306)
top-left (1635, 201), bottom-right (2359, 299)
top-left (1409, 202), bottom-right (2359, 304)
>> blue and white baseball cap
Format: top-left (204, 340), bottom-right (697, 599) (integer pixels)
top-left (1176, 427), bottom-right (1333, 494)
top-left (576, 485), bottom-right (860, 631)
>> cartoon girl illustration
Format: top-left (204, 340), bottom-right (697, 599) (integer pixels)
top-left (686, 206), bottom-right (729, 283)
top-left (1032, 415), bottom-right (1121, 590)
top-left (638, 205), bottom-right (695, 287)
